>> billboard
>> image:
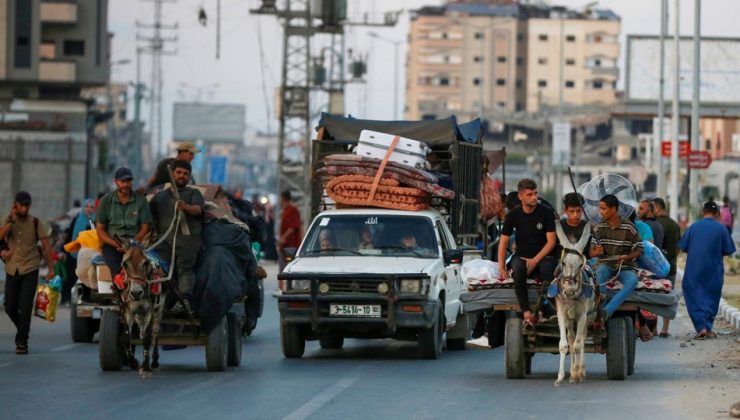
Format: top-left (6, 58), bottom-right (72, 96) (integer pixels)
top-left (172, 103), bottom-right (246, 143)
top-left (626, 35), bottom-right (740, 104)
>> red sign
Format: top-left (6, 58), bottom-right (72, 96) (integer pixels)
top-left (661, 140), bottom-right (690, 157)
top-left (688, 151), bottom-right (712, 169)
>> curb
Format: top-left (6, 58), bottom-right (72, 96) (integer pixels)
top-left (719, 298), bottom-right (740, 329)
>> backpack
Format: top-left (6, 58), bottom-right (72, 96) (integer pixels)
top-left (720, 206), bottom-right (733, 227)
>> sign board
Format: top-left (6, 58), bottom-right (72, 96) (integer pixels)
top-left (688, 151), bottom-right (712, 169)
top-left (173, 103), bottom-right (246, 143)
top-left (661, 140), bottom-right (690, 157)
top-left (208, 155), bottom-right (228, 185)
top-left (552, 122), bottom-right (571, 167)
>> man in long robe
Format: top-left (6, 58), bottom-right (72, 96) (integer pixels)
top-left (678, 201), bottom-right (736, 339)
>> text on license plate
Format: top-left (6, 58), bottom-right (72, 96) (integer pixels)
top-left (329, 304), bottom-right (381, 317)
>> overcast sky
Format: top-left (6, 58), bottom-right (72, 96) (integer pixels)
top-left (108, 0), bottom-right (740, 153)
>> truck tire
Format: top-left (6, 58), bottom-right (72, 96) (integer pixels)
top-left (280, 320), bottom-right (305, 358)
top-left (319, 335), bottom-right (344, 350)
top-left (227, 313), bottom-right (242, 367)
top-left (446, 312), bottom-right (469, 351)
top-left (418, 305), bottom-right (443, 359)
top-left (70, 302), bottom-right (95, 343)
top-left (505, 317), bottom-right (526, 379)
top-left (206, 316), bottom-right (228, 372)
top-left (622, 316), bottom-right (636, 376)
top-left (606, 317), bottom-right (628, 380)
top-left (98, 310), bottom-right (124, 371)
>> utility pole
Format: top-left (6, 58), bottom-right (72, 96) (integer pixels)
top-left (689, 0), bottom-right (701, 219)
top-left (130, 47), bottom-right (147, 182)
top-left (657, 0), bottom-right (667, 199)
top-left (670, 0), bottom-right (680, 220)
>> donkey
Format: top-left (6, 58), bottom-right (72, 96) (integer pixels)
top-left (553, 223), bottom-right (595, 387)
top-left (118, 237), bottom-right (167, 378)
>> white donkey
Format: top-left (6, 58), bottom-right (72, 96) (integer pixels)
top-left (553, 223), bottom-right (594, 386)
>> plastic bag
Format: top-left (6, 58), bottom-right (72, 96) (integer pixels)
top-left (637, 240), bottom-right (670, 278)
top-left (461, 258), bottom-right (501, 283)
top-left (34, 275), bottom-right (62, 322)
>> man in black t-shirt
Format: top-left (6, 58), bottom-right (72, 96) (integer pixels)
top-left (498, 179), bottom-right (557, 326)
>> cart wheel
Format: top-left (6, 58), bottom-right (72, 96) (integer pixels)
top-left (606, 317), bottom-right (628, 380)
top-left (622, 316), bottom-right (636, 376)
top-left (446, 312), bottom-right (470, 351)
top-left (206, 316), bottom-right (228, 371)
top-left (505, 317), bottom-right (526, 379)
top-left (280, 319), bottom-right (305, 358)
top-left (98, 310), bottom-right (124, 371)
top-left (418, 304), bottom-right (443, 359)
top-left (227, 313), bottom-right (242, 367)
top-left (70, 301), bottom-right (95, 343)
top-left (319, 335), bottom-right (344, 349)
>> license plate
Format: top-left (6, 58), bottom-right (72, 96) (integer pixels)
top-left (329, 304), bottom-right (381, 317)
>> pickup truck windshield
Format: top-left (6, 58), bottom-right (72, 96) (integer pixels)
top-left (300, 215), bottom-right (439, 258)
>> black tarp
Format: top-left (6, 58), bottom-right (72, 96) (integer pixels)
top-left (192, 219), bottom-right (257, 333)
top-left (316, 113), bottom-right (481, 146)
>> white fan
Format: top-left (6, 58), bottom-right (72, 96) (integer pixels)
top-left (577, 174), bottom-right (637, 224)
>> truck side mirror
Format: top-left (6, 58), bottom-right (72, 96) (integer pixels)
top-left (283, 247), bottom-right (297, 263)
top-left (443, 249), bottom-right (463, 265)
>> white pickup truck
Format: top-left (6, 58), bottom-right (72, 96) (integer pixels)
top-left (277, 207), bottom-right (472, 359)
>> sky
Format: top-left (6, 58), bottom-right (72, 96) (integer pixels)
top-left (107, 0), bottom-right (740, 155)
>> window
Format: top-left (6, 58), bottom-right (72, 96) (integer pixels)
top-left (436, 222), bottom-right (450, 253)
top-left (496, 78), bottom-right (506, 86)
top-left (14, 0), bottom-right (31, 68)
top-left (565, 80), bottom-right (575, 88)
top-left (439, 77), bottom-right (450, 86)
top-left (118, 110), bottom-right (127, 120)
top-left (592, 80), bottom-right (603, 89)
top-left (63, 40), bottom-right (85, 56)
top-left (706, 139), bottom-right (712, 150)
top-left (566, 35), bottom-right (576, 42)
top-left (473, 56), bottom-right (483, 63)
top-left (516, 79), bottom-right (522, 88)
top-left (516, 57), bottom-right (523, 66)
top-left (497, 102), bottom-right (506, 108)
top-left (565, 58), bottom-right (575, 66)
top-left (474, 32), bottom-right (484, 40)
top-left (538, 57), bottom-right (548, 65)
top-left (516, 103), bottom-right (524, 111)
top-left (594, 58), bottom-right (602, 67)
top-left (497, 56), bottom-right (506, 63)
top-left (473, 78), bottom-right (482, 86)
top-left (539, 34), bottom-right (548, 41)
top-left (538, 79), bottom-right (547, 87)
top-left (517, 33), bottom-right (525, 42)
top-left (442, 32), bottom-right (448, 39)
top-left (593, 34), bottom-right (603, 43)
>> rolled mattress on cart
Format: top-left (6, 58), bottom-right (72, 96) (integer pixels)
top-left (460, 278), bottom-right (680, 320)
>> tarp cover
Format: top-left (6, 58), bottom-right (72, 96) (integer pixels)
top-left (192, 219), bottom-right (257, 333)
top-left (316, 113), bottom-right (480, 146)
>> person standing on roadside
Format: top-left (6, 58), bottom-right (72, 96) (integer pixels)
top-left (652, 197), bottom-right (681, 337)
top-left (678, 201), bottom-right (736, 339)
top-left (0, 192), bottom-right (55, 355)
top-left (277, 190), bottom-right (302, 288)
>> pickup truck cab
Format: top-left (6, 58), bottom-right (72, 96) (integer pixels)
top-left (277, 208), bottom-right (471, 359)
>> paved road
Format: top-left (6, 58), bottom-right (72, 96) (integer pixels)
top-left (0, 261), bottom-right (736, 420)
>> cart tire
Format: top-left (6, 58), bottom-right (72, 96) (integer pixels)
top-left (622, 316), bottom-right (636, 376)
top-left (505, 317), bottom-right (526, 379)
top-left (319, 335), bottom-right (344, 350)
top-left (206, 316), bottom-right (228, 371)
top-left (227, 313), bottom-right (242, 367)
top-left (606, 317), bottom-right (628, 380)
top-left (446, 312), bottom-right (469, 351)
top-left (418, 305), bottom-right (443, 359)
top-left (70, 302), bottom-right (95, 343)
top-left (280, 320), bottom-right (305, 358)
top-left (98, 310), bottom-right (124, 371)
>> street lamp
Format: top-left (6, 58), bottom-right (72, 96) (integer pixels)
top-left (368, 32), bottom-right (403, 120)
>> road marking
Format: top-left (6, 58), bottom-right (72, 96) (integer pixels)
top-left (283, 364), bottom-right (371, 420)
top-left (49, 343), bottom-right (80, 352)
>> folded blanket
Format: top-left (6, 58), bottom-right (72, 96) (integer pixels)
top-left (318, 165), bottom-right (455, 199)
top-left (325, 175), bottom-right (430, 211)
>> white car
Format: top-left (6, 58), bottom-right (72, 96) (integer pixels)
top-left (277, 208), bottom-right (471, 359)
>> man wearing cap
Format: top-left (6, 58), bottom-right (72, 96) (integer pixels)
top-left (0, 191), bottom-right (55, 354)
top-left (147, 142), bottom-right (199, 191)
top-left (96, 167), bottom-right (153, 276)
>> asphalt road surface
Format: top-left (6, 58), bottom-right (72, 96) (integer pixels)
top-left (0, 261), bottom-right (736, 420)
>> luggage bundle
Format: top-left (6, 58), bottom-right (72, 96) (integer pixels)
top-left (319, 130), bottom-right (455, 212)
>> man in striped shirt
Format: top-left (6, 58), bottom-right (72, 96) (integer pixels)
top-left (591, 194), bottom-right (643, 318)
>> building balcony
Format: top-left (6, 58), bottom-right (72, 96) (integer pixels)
top-left (39, 60), bottom-right (76, 82)
top-left (589, 66), bottom-right (619, 78)
top-left (40, 2), bottom-right (77, 25)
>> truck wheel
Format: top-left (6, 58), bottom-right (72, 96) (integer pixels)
top-left (418, 305), bottom-right (443, 359)
top-left (98, 310), bottom-right (124, 371)
top-left (206, 316), bottom-right (228, 372)
top-left (280, 320), bottom-right (305, 358)
top-left (622, 316), bottom-right (636, 376)
top-left (446, 312), bottom-right (470, 351)
top-left (319, 335), bottom-right (344, 350)
top-left (227, 313), bottom-right (242, 367)
top-left (70, 302), bottom-right (95, 343)
top-left (505, 317), bottom-right (526, 379)
top-left (606, 317), bottom-right (628, 380)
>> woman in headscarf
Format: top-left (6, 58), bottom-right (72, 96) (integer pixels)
top-left (62, 199), bottom-right (96, 304)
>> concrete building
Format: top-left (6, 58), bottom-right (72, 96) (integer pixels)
top-left (700, 118), bottom-right (740, 160)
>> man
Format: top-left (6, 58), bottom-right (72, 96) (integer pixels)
top-left (0, 191), bottom-right (55, 354)
top-left (638, 199), bottom-right (664, 248)
top-left (150, 160), bottom-right (204, 311)
top-left (277, 190), bottom-right (302, 287)
top-left (147, 142), bottom-right (199, 190)
top-left (678, 201), bottom-right (736, 339)
top-left (96, 167), bottom-right (153, 277)
top-left (591, 194), bottom-right (643, 319)
top-left (318, 229), bottom-right (335, 252)
top-left (720, 196), bottom-right (734, 235)
top-left (652, 197), bottom-right (681, 337)
top-left (498, 179), bottom-right (557, 327)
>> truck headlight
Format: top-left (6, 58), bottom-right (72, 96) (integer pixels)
top-left (377, 282), bottom-right (389, 294)
top-left (399, 279), bottom-right (421, 294)
top-left (290, 280), bottom-right (310, 291)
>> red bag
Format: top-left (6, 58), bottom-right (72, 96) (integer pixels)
top-left (480, 176), bottom-right (502, 221)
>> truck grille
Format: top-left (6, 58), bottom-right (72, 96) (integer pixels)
top-left (323, 280), bottom-right (380, 295)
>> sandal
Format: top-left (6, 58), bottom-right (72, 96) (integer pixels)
top-left (15, 344), bottom-right (28, 355)
top-left (695, 329), bottom-right (707, 340)
top-left (658, 332), bottom-right (671, 338)
top-left (706, 331), bottom-right (718, 339)
top-left (639, 325), bottom-right (653, 342)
